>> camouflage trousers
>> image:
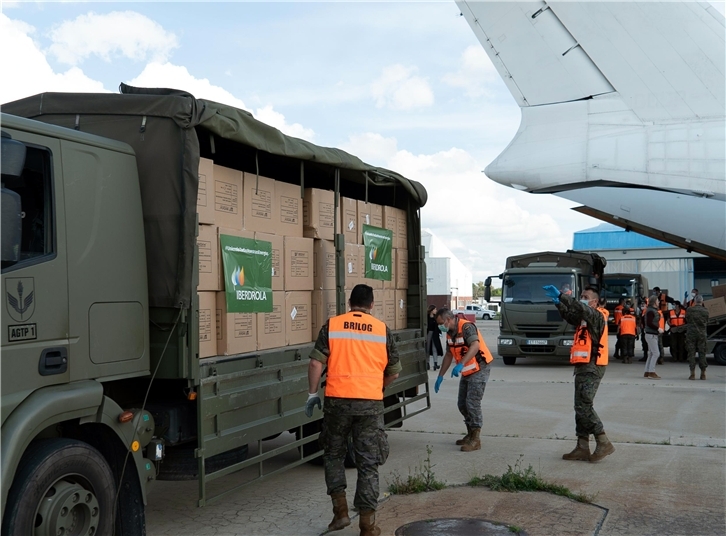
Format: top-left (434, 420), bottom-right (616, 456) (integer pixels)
top-left (574, 371), bottom-right (604, 437)
top-left (322, 411), bottom-right (388, 511)
top-left (686, 331), bottom-right (708, 370)
top-left (457, 366), bottom-right (490, 429)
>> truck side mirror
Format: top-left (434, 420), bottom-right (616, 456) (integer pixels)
top-left (1, 188), bottom-right (22, 263)
top-left (484, 277), bottom-right (492, 302)
top-left (1, 135), bottom-right (27, 178)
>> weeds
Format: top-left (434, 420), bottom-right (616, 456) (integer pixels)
top-left (469, 455), bottom-right (593, 504)
top-left (387, 445), bottom-right (446, 494)
top-left (509, 526), bottom-right (523, 534)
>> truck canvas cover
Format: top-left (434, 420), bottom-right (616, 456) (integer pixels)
top-left (3, 85), bottom-right (427, 308)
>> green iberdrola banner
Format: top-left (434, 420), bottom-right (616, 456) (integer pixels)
top-left (362, 224), bottom-right (392, 281)
top-left (220, 235), bottom-right (272, 313)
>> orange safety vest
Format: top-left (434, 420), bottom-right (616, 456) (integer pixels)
top-left (614, 305), bottom-right (624, 325)
top-left (669, 308), bottom-right (686, 327)
top-left (659, 293), bottom-right (668, 312)
top-left (326, 311), bottom-right (388, 400)
top-left (597, 307), bottom-right (609, 358)
top-left (619, 315), bottom-right (637, 336)
top-left (446, 320), bottom-right (493, 376)
top-left (658, 313), bottom-right (665, 330)
top-left (571, 308), bottom-right (609, 366)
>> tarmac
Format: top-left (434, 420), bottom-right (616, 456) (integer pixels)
top-left (146, 322), bottom-right (726, 536)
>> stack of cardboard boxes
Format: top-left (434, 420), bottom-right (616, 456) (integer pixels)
top-left (196, 159), bottom-right (410, 358)
top-left (704, 284), bottom-right (726, 318)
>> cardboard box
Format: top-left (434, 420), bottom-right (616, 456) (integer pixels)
top-left (284, 237), bottom-right (314, 291)
top-left (396, 208), bottom-right (407, 250)
top-left (243, 173), bottom-right (275, 233)
top-left (312, 290), bottom-right (337, 340)
top-left (359, 243), bottom-right (383, 290)
top-left (197, 224), bottom-right (220, 291)
top-left (304, 188), bottom-right (335, 241)
top-left (704, 297), bottom-right (726, 318)
top-left (313, 239), bottom-right (336, 290)
top-left (216, 292), bottom-right (256, 355)
top-left (276, 180), bottom-right (303, 238)
top-left (197, 158), bottom-right (215, 225)
top-left (340, 197), bottom-right (358, 244)
top-left (257, 291), bottom-right (285, 350)
top-left (217, 227), bottom-right (255, 290)
top-left (213, 165), bottom-right (243, 230)
top-left (382, 205), bottom-right (397, 247)
top-left (256, 232), bottom-right (284, 291)
top-left (285, 291), bottom-right (312, 346)
top-left (395, 290), bottom-right (407, 330)
top-left (383, 289), bottom-right (396, 327)
top-left (198, 292), bottom-right (217, 358)
top-left (344, 243), bottom-right (360, 288)
top-left (396, 249), bottom-right (409, 290)
top-left (384, 248), bottom-right (396, 290)
top-left (712, 284), bottom-right (726, 299)
top-left (357, 201), bottom-right (383, 238)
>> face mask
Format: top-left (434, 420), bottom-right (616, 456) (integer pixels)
top-left (438, 324), bottom-right (447, 333)
top-left (580, 299), bottom-right (590, 306)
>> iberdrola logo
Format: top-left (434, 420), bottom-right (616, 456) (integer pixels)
top-left (231, 266), bottom-right (244, 287)
top-left (369, 247), bottom-right (378, 261)
top-left (370, 247), bottom-right (388, 273)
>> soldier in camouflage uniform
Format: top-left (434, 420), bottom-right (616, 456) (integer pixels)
top-left (685, 295), bottom-right (709, 380)
top-left (306, 285), bottom-right (400, 536)
top-left (545, 285), bottom-right (615, 462)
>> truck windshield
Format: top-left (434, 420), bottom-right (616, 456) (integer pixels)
top-left (602, 279), bottom-right (635, 299)
top-left (503, 274), bottom-right (575, 304)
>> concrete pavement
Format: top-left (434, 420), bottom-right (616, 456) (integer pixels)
top-left (146, 322), bottom-right (726, 535)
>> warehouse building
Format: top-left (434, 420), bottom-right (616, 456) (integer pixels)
top-left (422, 228), bottom-right (473, 309)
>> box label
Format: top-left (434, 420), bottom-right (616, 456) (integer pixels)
top-left (362, 225), bottom-right (392, 281)
top-left (215, 180), bottom-right (239, 215)
top-left (251, 186), bottom-right (272, 219)
top-left (280, 196), bottom-right (300, 224)
top-left (291, 250), bottom-right (310, 277)
top-left (220, 235), bottom-right (272, 313)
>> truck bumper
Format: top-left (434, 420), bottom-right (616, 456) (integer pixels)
top-left (498, 337), bottom-right (571, 358)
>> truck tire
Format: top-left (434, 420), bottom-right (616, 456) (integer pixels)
top-left (157, 444), bottom-right (249, 481)
top-left (503, 356), bottom-right (517, 366)
top-left (714, 343), bottom-right (726, 366)
top-left (2, 438), bottom-right (115, 536)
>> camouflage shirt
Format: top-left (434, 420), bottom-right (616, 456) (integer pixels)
top-left (556, 293), bottom-right (607, 376)
top-left (685, 305), bottom-right (709, 334)
top-left (310, 308), bottom-right (401, 415)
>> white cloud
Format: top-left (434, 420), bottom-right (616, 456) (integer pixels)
top-left (48, 11), bottom-right (178, 65)
top-left (340, 132), bottom-right (399, 166)
top-left (127, 62), bottom-right (315, 141)
top-left (0, 14), bottom-right (107, 104)
top-left (442, 45), bottom-right (499, 98)
top-left (370, 64), bottom-right (434, 110)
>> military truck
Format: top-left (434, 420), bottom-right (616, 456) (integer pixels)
top-left (484, 251), bottom-right (606, 365)
top-left (602, 273), bottom-right (649, 328)
top-left (1, 87), bottom-right (430, 535)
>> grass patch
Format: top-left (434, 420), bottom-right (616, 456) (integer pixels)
top-left (469, 455), bottom-right (594, 504)
top-left (387, 445), bottom-right (446, 494)
top-left (508, 525), bottom-right (523, 534)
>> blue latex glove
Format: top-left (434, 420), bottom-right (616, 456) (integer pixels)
top-left (451, 363), bottom-right (464, 378)
top-left (305, 393), bottom-right (321, 418)
top-left (543, 285), bottom-right (561, 304)
top-left (434, 376), bottom-right (443, 393)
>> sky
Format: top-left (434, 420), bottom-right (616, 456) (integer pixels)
top-left (2, 2), bottom-right (724, 286)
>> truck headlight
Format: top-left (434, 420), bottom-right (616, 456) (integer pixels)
top-left (561, 340), bottom-right (574, 346)
top-left (499, 338), bottom-right (514, 345)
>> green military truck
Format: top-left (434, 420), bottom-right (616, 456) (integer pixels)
top-left (484, 250), bottom-right (606, 365)
top-left (1, 87), bottom-right (430, 535)
top-left (602, 273), bottom-right (649, 328)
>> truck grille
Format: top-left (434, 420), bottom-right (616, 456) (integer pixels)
top-left (520, 345), bottom-right (556, 353)
top-left (516, 324), bottom-right (559, 333)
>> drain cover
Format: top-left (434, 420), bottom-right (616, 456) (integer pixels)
top-left (395, 518), bottom-right (525, 536)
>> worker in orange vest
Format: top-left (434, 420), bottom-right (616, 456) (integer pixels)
top-left (668, 301), bottom-right (687, 362)
top-left (612, 298), bottom-right (625, 360)
top-left (306, 284), bottom-right (400, 536)
top-left (544, 284), bottom-right (614, 463)
top-left (618, 307), bottom-right (638, 363)
top-left (686, 288), bottom-right (699, 308)
top-left (433, 307), bottom-right (494, 452)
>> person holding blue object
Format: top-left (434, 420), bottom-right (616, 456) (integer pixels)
top-left (433, 308), bottom-right (494, 452)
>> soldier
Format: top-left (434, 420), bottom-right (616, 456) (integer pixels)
top-left (667, 301), bottom-right (687, 362)
top-left (433, 308), bottom-right (494, 452)
top-left (305, 284), bottom-right (400, 536)
top-left (543, 285), bottom-right (615, 462)
top-left (685, 295), bottom-right (710, 380)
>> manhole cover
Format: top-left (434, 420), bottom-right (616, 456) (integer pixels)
top-left (395, 518), bottom-right (526, 536)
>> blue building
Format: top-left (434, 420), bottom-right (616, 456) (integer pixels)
top-left (573, 224), bottom-right (726, 303)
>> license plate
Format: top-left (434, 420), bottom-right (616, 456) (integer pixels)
top-left (526, 339), bottom-right (548, 345)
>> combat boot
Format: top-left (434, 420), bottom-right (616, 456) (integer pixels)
top-left (455, 425), bottom-right (472, 446)
top-left (589, 432), bottom-right (615, 462)
top-left (327, 492), bottom-right (351, 531)
top-left (700, 369), bottom-right (707, 380)
top-left (562, 436), bottom-right (590, 461)
top-left (460, 428), bottom-right (481, 452)
top-left (688, 369), bottom-right (695, 380)
top-left (359, 509), bottom-right (381, 536)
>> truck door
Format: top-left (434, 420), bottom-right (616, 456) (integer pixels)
top-left (1, 133), bottom-right (70, 423)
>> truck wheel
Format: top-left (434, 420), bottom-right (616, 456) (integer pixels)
top-left (2, 438), bottom-right (115, 536)
top-left (714, 344), bottom-right (726, 366)
top-left (503, 356), bottom-right (517, 366)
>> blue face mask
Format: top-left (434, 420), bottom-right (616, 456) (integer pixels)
top-left (580, 299), bottom-right (590, 306)
top-left (438, 324), bottom-right (447, 333)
